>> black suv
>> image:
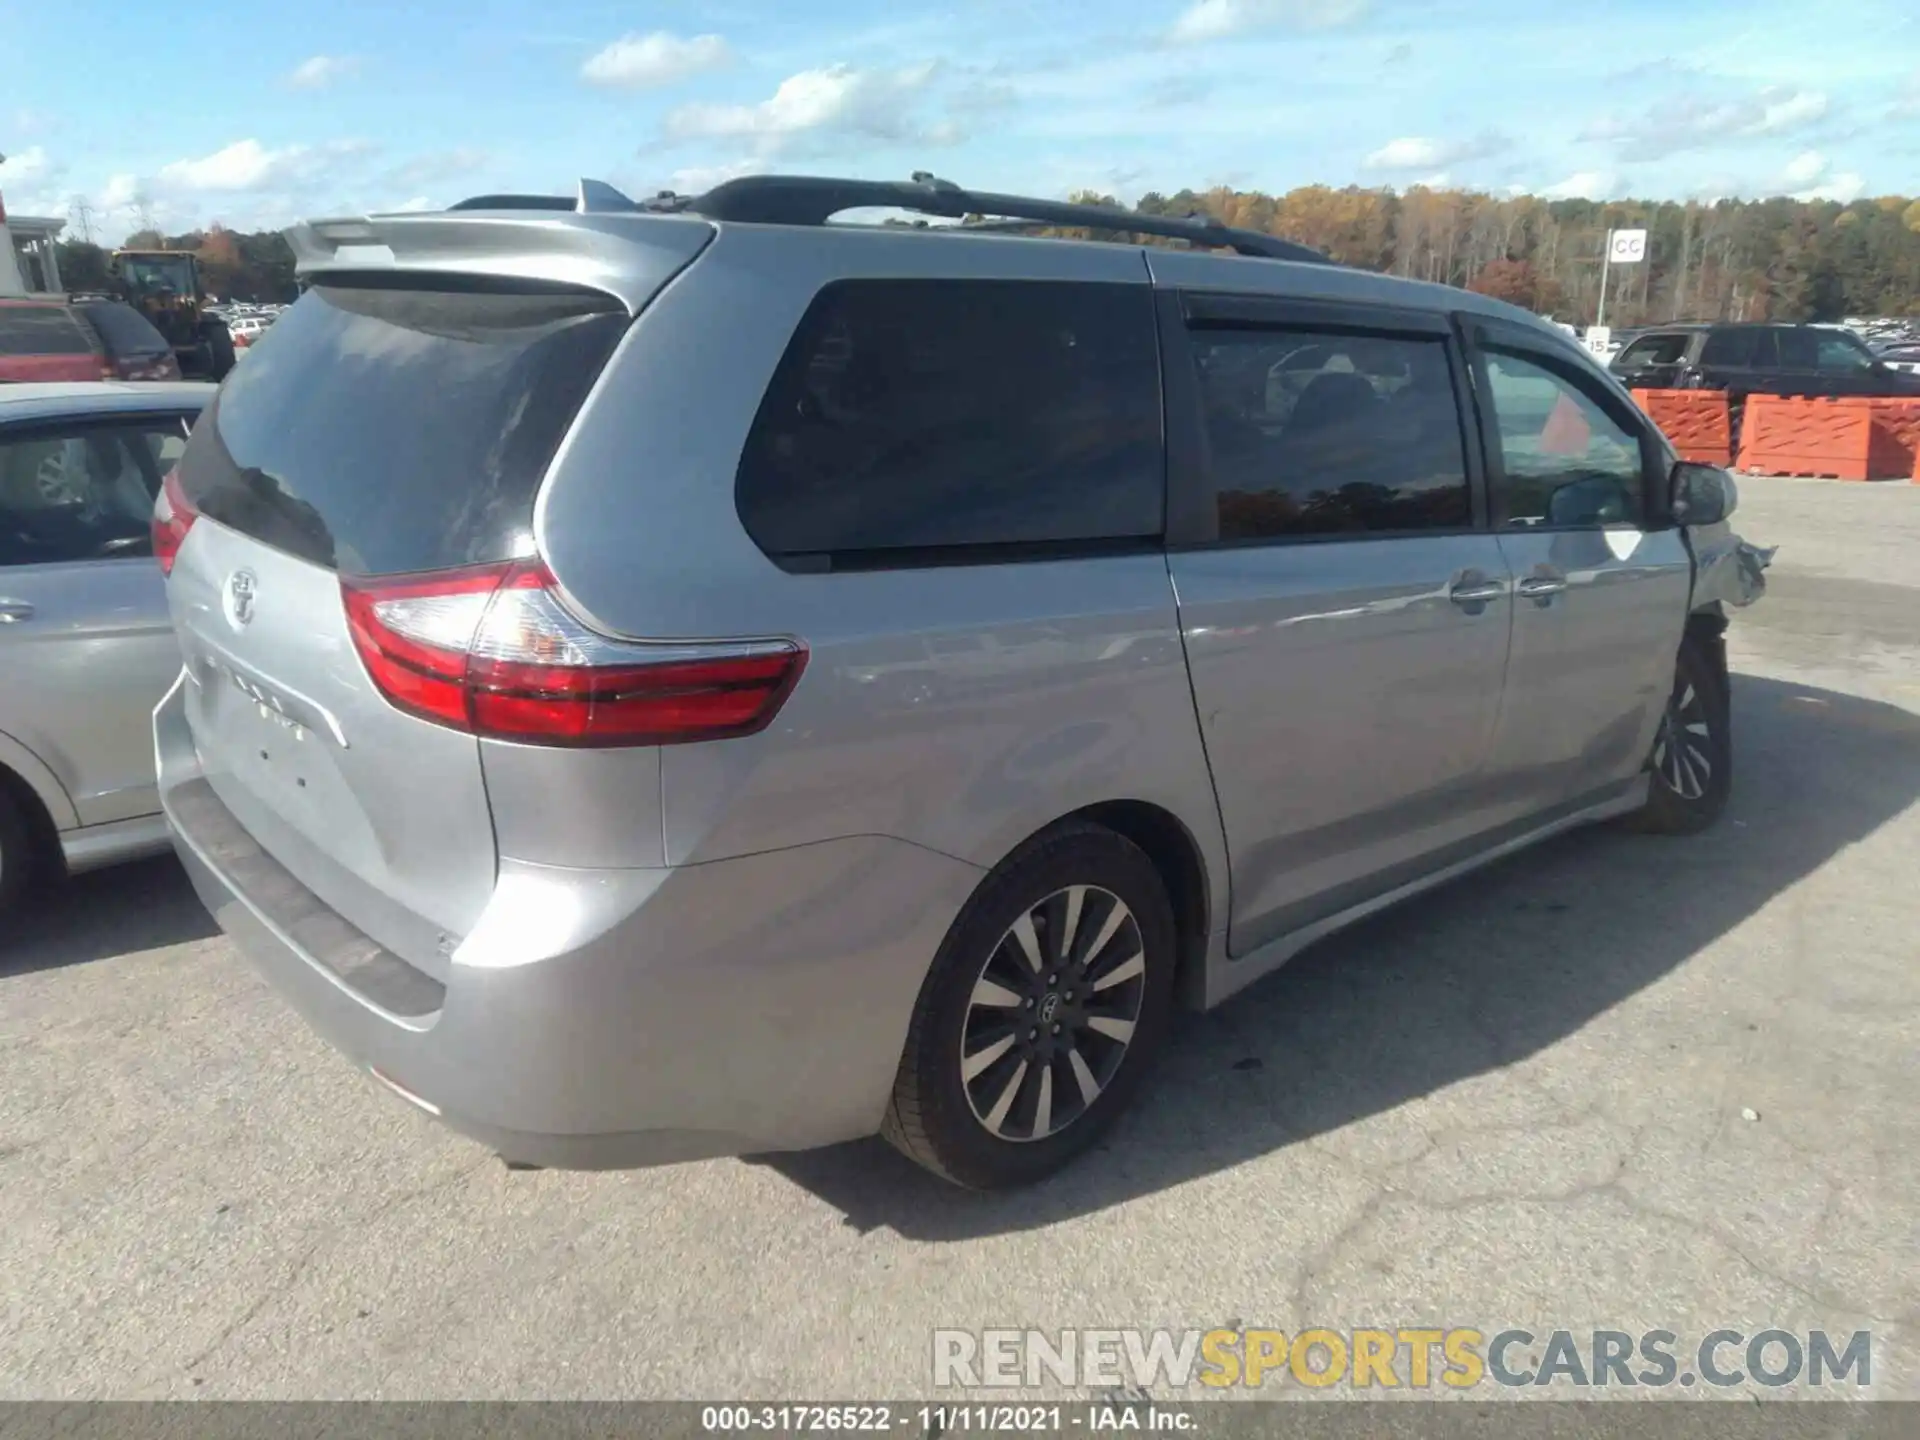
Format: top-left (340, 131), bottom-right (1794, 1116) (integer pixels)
top-left (1611, 322), bottom-right (1920, 400)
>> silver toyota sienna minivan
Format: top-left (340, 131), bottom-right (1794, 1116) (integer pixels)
top-left (154, 175), bottom-right (1766, 1188)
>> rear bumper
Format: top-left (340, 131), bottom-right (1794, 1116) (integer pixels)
top-left (156, 676), bottom-right (983, 1169)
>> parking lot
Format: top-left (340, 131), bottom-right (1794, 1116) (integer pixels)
top-left (3, 478), bottom-right (1917, 1401)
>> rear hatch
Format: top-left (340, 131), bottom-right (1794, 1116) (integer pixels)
top-left (165, 270), bottom-right (662, 971)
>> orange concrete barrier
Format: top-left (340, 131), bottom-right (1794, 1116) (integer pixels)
top-left (1865, 397), bottom-right (1920, 482)
top-left (1734, 395), bottom-right (1874, 480)
top-left (1631, 388), bottom-right (1732, 467)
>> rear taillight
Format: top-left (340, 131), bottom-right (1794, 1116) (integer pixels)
top-left (340, 561), bottom-right (806, 748)
top-left (152, 467), bottom-right (198, 576)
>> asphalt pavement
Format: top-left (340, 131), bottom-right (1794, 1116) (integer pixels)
top-left (3, 478), bottom-right (1917, 1401)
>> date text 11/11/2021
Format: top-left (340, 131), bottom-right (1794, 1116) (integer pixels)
top-left (701, 1404), bottom-right (1196, 1433)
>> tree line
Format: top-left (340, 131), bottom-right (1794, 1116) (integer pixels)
top-left (53, 185), bottom-right (1920, 322)
top-left (1059, 186), bottom-right (1920, 324)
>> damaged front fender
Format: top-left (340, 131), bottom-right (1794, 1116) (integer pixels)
top-left (1689, 521), bottom-right (1775, 612)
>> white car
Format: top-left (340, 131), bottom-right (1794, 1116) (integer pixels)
top-left (229, 315), bottom-right (273, 348)
top-left (0, 381), bottom-right (216, 912)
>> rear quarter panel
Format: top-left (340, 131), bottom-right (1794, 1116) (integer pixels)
top-left (534, 226), bottom-right (1230, 926)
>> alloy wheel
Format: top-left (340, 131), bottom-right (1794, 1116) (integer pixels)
top-left (1652, 678), bottom-right (1714, 801)
top-left (959, 884), bottom-right (1149, 1143)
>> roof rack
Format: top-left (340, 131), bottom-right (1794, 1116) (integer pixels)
top-left (443, 173), bottom-right (1332, 264)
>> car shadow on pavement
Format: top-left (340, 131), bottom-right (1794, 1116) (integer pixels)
top-left (759, 673), bottom-right (1920, 1237)
top-left (1, 854), bottom-right (217, 977)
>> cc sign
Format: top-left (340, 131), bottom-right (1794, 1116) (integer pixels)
top-left (1609, 229), bottom-right (1649, 264)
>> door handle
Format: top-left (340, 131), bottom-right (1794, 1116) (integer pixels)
top-left (0, 599), bottom-right (35, 623)
top-left (1448, 575), bottom-right (1506, 610)
top-left (1516, 575), bottom-right (1569, 603)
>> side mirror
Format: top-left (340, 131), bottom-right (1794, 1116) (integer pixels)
top-left (1670, 461), bottom-right (1738, 526)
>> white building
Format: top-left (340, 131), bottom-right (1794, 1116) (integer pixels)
top-left (0, 201), bottom-right (66, 296)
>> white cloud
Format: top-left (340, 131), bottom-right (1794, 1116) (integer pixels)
top-left (156, 138), bottom-right (371, 193)
top-left (160, 139), bottom-right (292, 191)
top-left (286, 54), bottom-right (356, 90)
top-left (1755, 90), bottom-right (1828, 133)
top-left (583, 31), bottom-right (731, 89)
top-left (1581, 86), bottom-right (1831, 160)
top-left (1364, 137), bottom-right (1444, 169)
top-left (1796, 172), bottom-right (1866, 203)
top-left (1543, 171), bottom-right (1618, 201)
top-left (1169, 0), bottom-right (1368, 44)
top-left (387, 196), bottom-right (435, 213)
top-left (1362, 132), bottom-right (1511, 171)
top-left (1782, 150), bottom-right (1827, 186)
top-left (99, 174), bottom-right (141, 210)
top-left (0, 145), bottom-right (51, 180)
top-left (664, 62), bottom-right (959, 152)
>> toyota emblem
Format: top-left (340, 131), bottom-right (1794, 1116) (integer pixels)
top-left (224, 569), bottom-right (259, 629)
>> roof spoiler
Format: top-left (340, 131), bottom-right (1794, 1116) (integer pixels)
top-left (284, 197), bottom-right (716, 312)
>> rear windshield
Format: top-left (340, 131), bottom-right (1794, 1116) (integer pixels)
top-left (0, 304), bottom-right (99, 357)
top-left (178, 282), bottom-right (629, 575)
top-left (77, 301), bottom-right (169, 356)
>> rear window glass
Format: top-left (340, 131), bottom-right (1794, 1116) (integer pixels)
top-left (736, 279), bottom-right (1163, 566)
top-left (77, 301), bottom-right (169, 355)
top-left (0, 304), bottom-right (98, 357)
top-left (180, 283), bottom-right (629, 575)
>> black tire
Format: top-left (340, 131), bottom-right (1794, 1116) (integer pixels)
top-left (1628, 636), bottom-right (1731, 835)
top-left (0, 783), bottom-right (40, 917)
top-left (882, 821), bottom-right (1177, 1189)
top-left (197, 320), bottom-right (236, 380)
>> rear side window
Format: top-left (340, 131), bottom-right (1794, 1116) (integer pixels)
top-left (1189, 327), bottom-right (1471, 539)
top-left (77, 301), bottom-right (168, 356)
top-left (0, 304), bottom-right (98, 357)
top-left (179, 283), bottom-right (629, 575)
top-left (736, 280), bottom-right (1163, 566)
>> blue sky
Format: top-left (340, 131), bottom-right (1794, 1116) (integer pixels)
top-left (3, 0), bottom-right (1917, 242)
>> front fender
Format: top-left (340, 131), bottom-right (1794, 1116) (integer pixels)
top-left (1688, 519), bottom-right (1774, 613)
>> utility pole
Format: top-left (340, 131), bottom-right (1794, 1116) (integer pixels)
top-left (69, 195), bottom-right (97, 245)
top-left (1671, 205), bottom-right (1694, 321)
